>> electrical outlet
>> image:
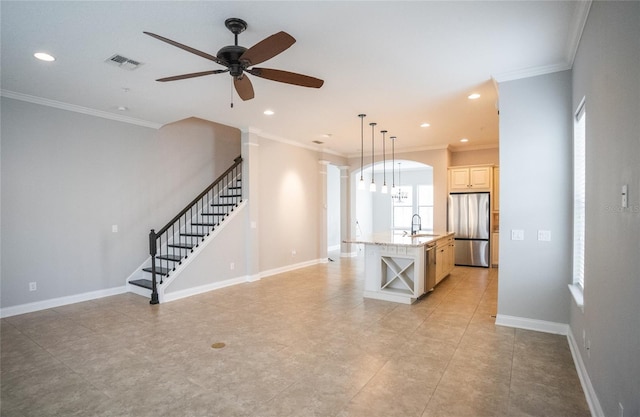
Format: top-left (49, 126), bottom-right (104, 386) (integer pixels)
top-left (511, 229), bottom-right (524, 241)
top-left (112, 224), bottom-right (118, 233)
top-left (230, 262), bottom-right (235, 271)
top-left (29, 282), bottom-right (37, 291)
top-left (291, 249), bottom-right (297, 256)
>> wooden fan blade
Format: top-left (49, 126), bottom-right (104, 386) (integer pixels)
top-left (156, 69), bottom-right (229, 82)
top-left (143, 31), bottom-right (228, 67)
top-left (239, 31), bottom-right (296, 66)
top-left (247, 68), bottom-right (324, 88)
top-left (234, 76), bottom-right (255, 101)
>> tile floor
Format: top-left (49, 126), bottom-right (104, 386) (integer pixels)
top-left (1, 257), bottom-right (590, 417)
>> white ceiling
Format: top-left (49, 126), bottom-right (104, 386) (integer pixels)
top-left (1, 1), bottom-right (589, 157)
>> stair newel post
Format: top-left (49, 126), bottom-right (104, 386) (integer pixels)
top-left (149, 229), bottom-right (159, 305)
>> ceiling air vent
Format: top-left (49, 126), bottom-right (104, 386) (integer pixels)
top-left (105, 54), bottom-right (143, 71)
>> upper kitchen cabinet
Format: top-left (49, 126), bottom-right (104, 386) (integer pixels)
top-left (448, 165), bottom-right (493, 192)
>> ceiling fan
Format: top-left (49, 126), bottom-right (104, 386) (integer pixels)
top-left (144, 18), bottom-right (324, 102)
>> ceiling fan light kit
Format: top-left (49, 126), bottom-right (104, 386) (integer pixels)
top-left (144, 18), bottom-right (324, 104)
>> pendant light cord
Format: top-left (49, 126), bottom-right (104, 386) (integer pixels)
top-left (358, 114), bottom-right (366, 182)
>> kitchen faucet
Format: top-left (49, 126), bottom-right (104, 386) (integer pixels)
top-left (411, 214), bottom-right (422, 235)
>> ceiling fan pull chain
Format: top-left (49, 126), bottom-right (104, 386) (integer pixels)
top-left (230, 78), bottom-right (234, 108)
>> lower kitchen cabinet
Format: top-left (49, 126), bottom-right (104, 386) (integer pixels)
top-left (436, 235), bottom-right (455, 284)
top-left (492, 232), bottom-right (499, 267)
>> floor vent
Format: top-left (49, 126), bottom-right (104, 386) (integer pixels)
top-left (105, 54), bottom-right (143, 71)
top-left (312, 140), bottom-right (324, 145)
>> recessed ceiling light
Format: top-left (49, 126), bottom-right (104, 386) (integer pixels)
top-left (263, 110), bottom-right (274, 115)
top-left (460, 138), bottom-right (469, 143)
top-left (468, 93), bottom-right (481, 100)
top-left (420, 123), bottom-right (431, 128)
top-left (34, 52), bottom-right (55, 62)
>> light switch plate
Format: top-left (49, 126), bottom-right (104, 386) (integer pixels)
top-left (511, 229), bottom-right (524, 241)
top-left (538, 230), bottom-right (551, 241)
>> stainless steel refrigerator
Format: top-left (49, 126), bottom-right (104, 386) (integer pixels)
top-left (448, 192), bottom-right (490, 267)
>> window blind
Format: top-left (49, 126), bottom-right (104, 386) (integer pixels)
top-left (573, 101), bottom-right (586, 289)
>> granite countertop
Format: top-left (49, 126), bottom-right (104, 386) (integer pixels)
top-left (345, 231), bottom-right (454, 247)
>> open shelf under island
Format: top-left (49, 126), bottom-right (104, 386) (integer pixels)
top-left (345, 232), bottom-right (455, 304)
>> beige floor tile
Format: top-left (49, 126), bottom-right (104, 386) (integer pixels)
top-left (0, 263), bottom-right (588, 417)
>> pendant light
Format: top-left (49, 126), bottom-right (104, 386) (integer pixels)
top-left (358, 114), bottom-right (366, 190)
top-left (369, 122), bottom-right (377, 192)
top-left (380, 130), bottom-right (388, 194)
top-left (393, 161), bottom-right (408, 202)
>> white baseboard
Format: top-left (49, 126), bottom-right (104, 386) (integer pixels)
top-left (1, 257), bottom-right (324, 317)
top-left (341, 251), bottom-right (358, 258)
top-left (0, 286), bottom-right (128, 318)
top-left (568, 328), bottom-right (604, 417)
top-left (495, 314), bottom-right (569, 335)
top-left (258, 258), bottom-right (325, 280)
top-left (162, 276), bottom-right (248, 303)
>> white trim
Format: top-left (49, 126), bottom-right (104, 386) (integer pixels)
top-left (157, 201), bottom-right (247, 301)
top-left (341, 251), bottom-right (358, 258)
top-left (0, 286), bottom-right (128, 318)
top-left (258, 258), bottom-right (325, 280)
top-left (1, 90), bottom-right (163, 129)
top-left (495, 314), bottom-right (569, 335)
top-left (245, 127), bottom-right (345, 157)
top-left (568, 328), bottom-right (604, 417)
top-left (161, 257), bottom-right (325, 302)
top-left (565, 0), bottom-right (592, 66)
top-left (162, 276), bottom-right (248, 303)
top-left (328, 244), bottom-right (341, 252)
top-left (492, 62), bottom-right (572, 83)
top-left (568, 284), bottom-right (585, 312)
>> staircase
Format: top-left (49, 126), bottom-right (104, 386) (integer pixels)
top-left (129, 156), bottom-right (243, 303)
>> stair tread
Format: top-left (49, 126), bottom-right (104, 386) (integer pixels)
top-left (168, 242), bottom-right (194, 249)
top-left (201, 212), bottom-right (226, 216)
top-left (220, 194), bottom-right (241, 198)
top-left (191, 222), bottom-right (217, 226)
top-left (181, 232), bottom-right (206, 237)
top-left (129, 279), bottom-right (153, 289)
top-left (156, 254), bottom-right (182, 262)
top-left (211, 203), bottom-right (236, 206)
top-left (141, 266), bottom-right (171, 275)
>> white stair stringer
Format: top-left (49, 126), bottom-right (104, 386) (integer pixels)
top-left (125, 200), bottom-right (246, 302)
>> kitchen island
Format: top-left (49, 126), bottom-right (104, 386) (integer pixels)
top-left (346, 232), bottom-right (455, 304)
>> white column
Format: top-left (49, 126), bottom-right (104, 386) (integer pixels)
top-left (318, 160), bottom-right (329, 262)
top-left (340, 165), bottom-right (356, 257)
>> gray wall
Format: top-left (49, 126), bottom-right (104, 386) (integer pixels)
top-left (497, 71), bottom-right (573, 325)
top-left (570, 2), bottom-right (640, 415)
top-left (1, 98), bottom-right (240, 308)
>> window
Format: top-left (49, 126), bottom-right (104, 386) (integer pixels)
top-left (573, 99), bottom-right (586, 291)
top-left (418, 185), bottom-right (434, 231)
top-left (392, 186), bottom-right (413, 230)
top-left (392, 184), bottom-right (434, 232)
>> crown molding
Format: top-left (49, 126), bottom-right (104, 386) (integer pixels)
top-left (492, 1), bottom-right (591, 84)
top-left (492, 62), bottom-right (572, 84)
top-left (244, 126), bottom-right (346, 157)
top-left (1, 90), bottom-right (163, 129)
top-left (565, 0), bottom-right (592, 66)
